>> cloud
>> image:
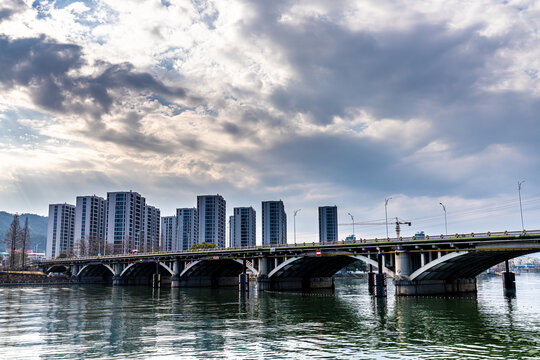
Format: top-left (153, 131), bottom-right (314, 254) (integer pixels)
top-left (0, 35), bottom-right (188, 114)
top-left (0, 34), bottom-right (194, 153)
top-left (0, 0), bottom-right (24, 22)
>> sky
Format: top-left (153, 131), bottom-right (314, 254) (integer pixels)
top-left (1, 0), bottom-right (540, 244)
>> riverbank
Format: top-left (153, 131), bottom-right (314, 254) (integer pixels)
top-left (0, 271), bottom-right (69, 286)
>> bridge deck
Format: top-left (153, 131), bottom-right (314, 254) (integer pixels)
top-left (40, 230), bottom-right (540, 266)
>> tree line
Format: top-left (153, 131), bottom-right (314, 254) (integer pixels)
top-left (60, 238), bottom-right (216, 258)
top-left (60, 233), bottom-right (163, 258)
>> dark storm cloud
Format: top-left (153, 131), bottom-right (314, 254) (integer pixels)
top-left (240, 1), bottom-right (540, 149)
top-left (222, 0), bottom-right (540, 197)
top-left (0, 0), bottom-right (25, 21)
top-left (0, 35), bottom-right (189, 153)
top-left (0, 8), bottom-right (15, 20)
top-left (251, 17), bottom-right (499, 125)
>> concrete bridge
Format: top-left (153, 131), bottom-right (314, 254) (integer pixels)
top-left (39, 230), bottom-right (540, 296)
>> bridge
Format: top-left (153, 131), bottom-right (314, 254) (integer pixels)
top-left (39, 230), bottom-right (540, 296)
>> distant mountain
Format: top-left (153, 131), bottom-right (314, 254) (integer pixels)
top-left (0, 211), bottom-right (48, 252)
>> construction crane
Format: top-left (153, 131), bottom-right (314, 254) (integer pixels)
top-left (339, 217), bottom-right (412, 238)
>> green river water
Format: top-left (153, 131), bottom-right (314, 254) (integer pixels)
top-left (0, 274), bottom-right (539, 359)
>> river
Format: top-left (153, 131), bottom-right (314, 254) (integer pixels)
top-left (0, 274), bottom-right (539, 359)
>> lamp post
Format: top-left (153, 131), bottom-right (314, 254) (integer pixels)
top-left (347, 213), bottom-right (355, 239)
top-left (294, 209), bottom-right (301, 244)
top-left (385, 197), bottom-right (392, 238)
top-left (439, 202), bottom-right (447, 236)
top-left (518, 180), bottom-right (525, 230)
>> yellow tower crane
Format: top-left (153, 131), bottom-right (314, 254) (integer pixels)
top-left (339, 217), bottom-right (412, 239)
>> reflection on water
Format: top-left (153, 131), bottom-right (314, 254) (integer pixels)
top-left (0, 275), bottom-right (539, 359)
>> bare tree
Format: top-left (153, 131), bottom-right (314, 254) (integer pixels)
top-left (85, 235), bottom-right (106, 256)
top-left (77, 238), bottom-right (88, 257)
top-left (5, 214), bottom-right (21, 270)
top-left (104, 242), bottom-right (114, 255)
top-left (21, 217), bottom-right (29, 269)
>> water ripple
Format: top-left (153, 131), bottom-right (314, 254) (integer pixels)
top-left (0, 275), bottom-right (539, 359)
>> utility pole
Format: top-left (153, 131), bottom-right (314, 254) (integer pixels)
top-left (347, 213), bottom-right (355, 239)
top-left (518, 180), bottom-right (525, 230)
top-left (385, 197), bottom-right (392, 238)
top-left (439, 202), bottom-right (447, 236)
top-left (293, 209), bottom-right (301, 244)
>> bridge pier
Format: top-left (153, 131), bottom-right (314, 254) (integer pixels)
top-left (393, 250), bottom-right (477, 296)
top-left (239, 259), bottom-right (249, 293)
top-left (394, 278), bottom-right (477, 296)
top-left (395, 250), bottom-right (412, 279)
top-left (70, 264), bottom-right (80, 282)
top-left (374, 253), bottom-right (386, 297)
top-left (171, 259), bottom-right (181, 288)
top-left (367, 264), bottom-right (375, 294)
top-left (268, 276), bottom-right (334, 291)
top-left (257, 257), bottom-right (271, 291)
top-left (112, 263), bottom-right (123, 286)
top-left (502, 260), bottom-right (516, 296)
top-left (153, 261), bottom-right (161, 288)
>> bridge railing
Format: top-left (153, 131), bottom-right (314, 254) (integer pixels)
top-left (42, 229), bottom-right (540, 263)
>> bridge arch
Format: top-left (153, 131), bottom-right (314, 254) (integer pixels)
top-left (120, 261), bottom-right (174, 278)
top-left (179, 260), bottom-right (201, 278)
top-left (268, 254), bottom-right (395, 279)
top-left (179, 258), bottom-right (256, 287)
top-left (408, 249), bottom-right (539, 281)
top-left (119, 261), bottom-right (174, 286)
top-left (45, 265), bottom-right (68, 274)
top-left (233, 259), bottom-right (258, 275)
top-left (78, 264), bottom-right (115, 277)
top-left (77, 263), bottom-right (115, 284)
top-left (180, 259), bottom-right (258, 278)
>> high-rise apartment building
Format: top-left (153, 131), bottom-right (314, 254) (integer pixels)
top-left (176, 208), bottom-right (198, 250)
top-left (143, 205), bottom-right (160, 252)
top-left (197, 194), bottom-right (226, 248)
top-left (106, 191), bottom-right (145, 254)
top-left (161, 216), bottom-right (176, 251)
top-left (229, 207), bottom-right (256, 248)
top-left (319, 206), bottom-right (338, 243)
top-left (262, 200), bottom-right (287, 245)
top-left (74, 195), bottom-right (107, 255)
top-left (46, 203), bottom-right (76, 259)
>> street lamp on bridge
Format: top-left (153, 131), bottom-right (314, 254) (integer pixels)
top-left (347, 212), bottom-right (355, 239)
top-left (518, 180), bottom-right (525, 230)
top-left (385, 197), bottom-right (392, 238)
top-left (294, 209), bottom-right (301, 244)
top-left (439, 202), bottom-right (447, 236)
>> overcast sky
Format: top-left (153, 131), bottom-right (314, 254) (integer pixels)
top-left (1, 0), bottom-right (540, 243)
